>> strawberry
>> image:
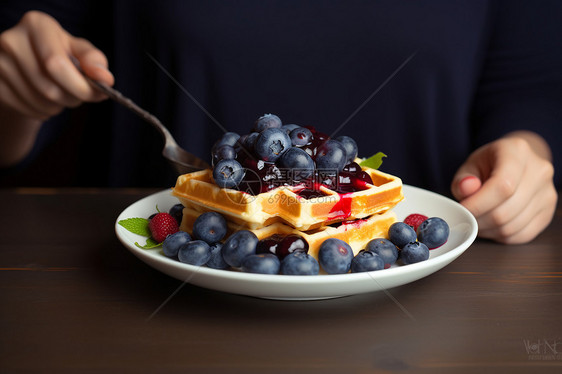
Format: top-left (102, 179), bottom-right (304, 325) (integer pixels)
top-left (404, 213), bottom-right (428, 232)
top-left (148, 212), bottom-right (179, 243)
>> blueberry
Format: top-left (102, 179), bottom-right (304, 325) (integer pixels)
top-left (168, 203), bottom-right (184, 225)
top-left (351, 250), bottom-right (385, 273)
top-left (289, 127), bottom-right (313, 146)
top-left (212, 144), bottom-right (237, 166)
top-left (281, 251), bottom-right (319, 275)
top-left (318, 238), bottom-right (354, 274)
top-left (366, 238), bottom-right (399, 268)
top-left (178, 240), bottom-right (212, 266)
top-left (277, 147), bottom-right (315, 181)
top-left (335, 135), bottom-right (358, 163)
top-left (241, 253), bottom-right (281, 274)
top-left (315, 140), bottom-right (348, 172)
top-left (192, 211), bottom-right (227, 244)
top-left (214, 132), bottom-right (241, 148)
top-left (236, 133), bottom-right (249, 148)
top-left (254, 114), bottom-right (282, 132)
top-left (280, 124), bottom-right (301, 134)
top-left (221, 230), bottom-right (258, 267)
top-left (213, 159), bottom-right (245, 189)
top-left (241, 132), bottom-right (260, 153)
top-left (254, 128), bottom-right (291, 162)
top-left (388, 222), bottom-right (417, 249)
top-left (162, 231), bottom-right (191, 258)
top-left (401, 241), bottom-right (430, 265)
top-left (417, 217), bottom-right (449, 249)
top-left (206, 242), bottom-right (230, 269)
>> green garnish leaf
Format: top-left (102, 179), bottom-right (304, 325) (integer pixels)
top-left (118, 217), bottom-right (151, 237)
top-left (135, 237), bottom-right (161, 249)
top-left (359, 152), bottom-right (387, 170)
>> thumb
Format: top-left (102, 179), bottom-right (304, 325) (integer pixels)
top-left (453, 175), bottom-right (482, 201)
top-left (451, 162), bottom-right (483, 201)
top-left (69, 37), bottom-right (114, 86)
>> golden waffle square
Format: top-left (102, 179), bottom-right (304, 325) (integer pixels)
top-left (179, 206), bottom-right (397, 259)
top-left (172, 167), bottom-right (403, 231)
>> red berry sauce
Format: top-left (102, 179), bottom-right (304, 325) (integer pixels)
top-left (232, 125), bottom-right (373, 197)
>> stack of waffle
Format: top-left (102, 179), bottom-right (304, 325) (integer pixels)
top-left (172, 166), bottom-right (403, 259)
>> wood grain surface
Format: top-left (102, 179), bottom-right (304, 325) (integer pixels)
top-left (1, 188), bottom-right (561, 373)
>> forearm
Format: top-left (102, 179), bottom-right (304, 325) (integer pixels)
top-left (0, 103), bottom-right (42, 167)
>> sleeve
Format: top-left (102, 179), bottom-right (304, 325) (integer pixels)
top-left (471, 0), bottom-right (562, 187)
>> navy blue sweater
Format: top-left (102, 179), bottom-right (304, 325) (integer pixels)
top-left (1, 0), bottom-right (561, 195)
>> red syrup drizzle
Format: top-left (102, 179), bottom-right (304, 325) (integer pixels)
top-left (328, 192), bottom-right (353, 220)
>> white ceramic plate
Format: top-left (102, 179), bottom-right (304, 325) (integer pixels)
top-left (115, 186), bottom-right (477, 300)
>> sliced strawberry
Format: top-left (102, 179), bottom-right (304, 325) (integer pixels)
top-left (149, 212), bottom-right (179, 243)
top-left (404, 213), bottom-right (428, 232)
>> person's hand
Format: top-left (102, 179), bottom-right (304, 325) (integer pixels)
top-left (0, 10), bottom-right (115, 167)
top-left (451, 131), bottom-right (557, 244)
top-left (0, 10), bottom-right (114, 121)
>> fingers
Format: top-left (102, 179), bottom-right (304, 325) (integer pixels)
top-left (0, 11), bottom-right (112, 120)
top-left (476, 151), bottom-right (556, 242)
top-left (452, 175), bottom-right (482, 200)
top-left (451, 147), bottom-right (489, 201)
top-left (0, 57), bottom-right (54, 119)
top-left (70, 37), bottom-right (114, 87)
top-left (461, 140), bottom-right (527, 218)
top-left (0, 25), bottom-right (80, 113)
top-left (451, 136), bottom-right (557, 244)
top-left (478, 186), bottom-right (557, 244)
top-left (25, 12), bottom-right (105, 102)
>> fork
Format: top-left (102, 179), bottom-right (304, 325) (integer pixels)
top-left (78, 68), bottom-right (210, 174)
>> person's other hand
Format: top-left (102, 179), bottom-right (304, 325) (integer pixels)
top-left (0, 10), bottom-right (114, 121)
top-left (451, 131), bottom-right (557, 244)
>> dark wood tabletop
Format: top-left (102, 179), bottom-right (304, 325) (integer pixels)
top-left (1, 188), bottom-right (561, 373)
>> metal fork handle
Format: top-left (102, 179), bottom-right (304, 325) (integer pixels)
top-left (69, 54), bottom-right (174, 142)
top-left (82, 75), bottom-right (174, 142)
top-left (73, 57), bottom-right (209, 172)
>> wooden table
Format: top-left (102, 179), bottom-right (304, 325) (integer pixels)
top-left (1, 188), bottom-right (561, 373)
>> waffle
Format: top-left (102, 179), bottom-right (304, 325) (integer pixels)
top-left (172, 166), bottom-right (403, 231)
top-left (179, 206), bottom-right (397, 259)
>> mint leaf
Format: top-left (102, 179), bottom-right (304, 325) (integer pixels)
top-left (359, 152), bottom-right (387, 170)
top-left (118, 217), bottom-right (150, 237)
top-left (135, 237), bottom-right (161, 249)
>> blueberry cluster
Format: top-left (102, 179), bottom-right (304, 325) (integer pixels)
top-left (389, 217), bottom-right (449, 249)
top-left (319, 216), bottom-right (450, 273)
top-left (316, 237), bottom-right (393, 274)
top-left (162, 209), bottom-right (319, 275)
top-left (387, 217), bottom-right (449, 264)
top-left (161, 205), bottom-right (449, 275)
top-left (220, 230), bottom-right (320, 275)
top-left (162, 211), bottom-right (230, 269)
top-left (211, 114), bottom-right (371, 195)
